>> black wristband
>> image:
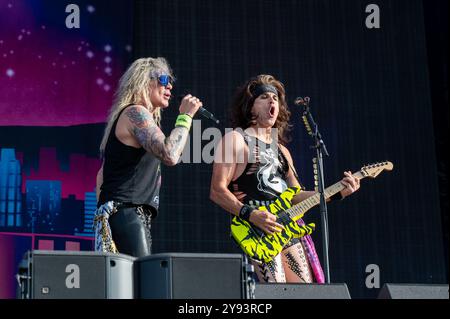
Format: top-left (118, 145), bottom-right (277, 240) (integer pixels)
top-left (330, 192), bottom-right (344, 201)
top-left (239, 204), bottom-right (254, 221)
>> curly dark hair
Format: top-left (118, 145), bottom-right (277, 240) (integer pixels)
top-left (229, 74), bottom-right (291, 145)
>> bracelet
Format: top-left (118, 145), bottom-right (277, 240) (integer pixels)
top-left (330, 192), bottom-right (344, 201)
top-left (238, 204), bottom-right (254, 221)
top-left (175, 114), bottom-right (193, 130)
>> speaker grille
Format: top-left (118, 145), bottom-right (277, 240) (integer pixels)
top-left (33, 254), bottom-right (106, 299)
top-left (18, 250), bottom-right (135, 299)
top-left (137, 253), bottom-right (244, 299)
top-left (171, 256), bottom-right (242, 299)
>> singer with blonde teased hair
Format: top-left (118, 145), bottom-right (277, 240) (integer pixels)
top-left (94, 57), bottom-right (203, 257)
top-left (210, 74), bottom-right (361, 283)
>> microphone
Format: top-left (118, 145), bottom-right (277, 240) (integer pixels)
top-left (294, 96), bottom-right (310, 108)
top-left (198, 107), bottom-right (220, 124)
top-left (294, 97), bottom-right (313, 136)
top-left (178, 93), bottom-right (220, 124)
top-left (293, 96), bottom-right (328, 156)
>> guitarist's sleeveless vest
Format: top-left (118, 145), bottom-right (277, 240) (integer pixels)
top-left (228, 132), bottom-right (290, 208)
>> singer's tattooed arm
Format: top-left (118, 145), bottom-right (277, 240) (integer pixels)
top-left (125, 105), bottom-right (189, 166)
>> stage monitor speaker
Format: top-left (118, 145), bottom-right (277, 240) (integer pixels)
top-left (136, 253), bottom-right (245, 299)
top-left (254, 283), bottom-right (351, 299)
top-left (378, 284), bottom-right (449, 299)
top-left (16, 250), bottom-right (135, 299)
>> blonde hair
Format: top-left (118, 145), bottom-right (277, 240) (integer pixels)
top-left (99, 57), bottom-right (174, 156)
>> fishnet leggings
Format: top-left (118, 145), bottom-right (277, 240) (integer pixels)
top-left (251, 241), bottom-right (314, 283)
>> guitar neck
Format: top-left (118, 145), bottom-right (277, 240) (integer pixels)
top-left (286, 171), bottom-right (365, 220)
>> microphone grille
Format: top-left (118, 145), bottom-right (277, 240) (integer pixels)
top-left (294, 97), bottom-right (304, 105)
top-left (294, 96), bottom-right (310, 106)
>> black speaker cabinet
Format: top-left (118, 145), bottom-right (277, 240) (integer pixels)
top-left (378, 284), bottom-right (449, 299)
top-left (16, 250), bottom-right (135, 299)
top-left (136, 253), bottom-right (245, 299)
top-left (254, 283), bottom-right (351, 299)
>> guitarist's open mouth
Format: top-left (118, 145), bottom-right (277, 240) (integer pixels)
top-left (269, 106), bottom-right (276, 118)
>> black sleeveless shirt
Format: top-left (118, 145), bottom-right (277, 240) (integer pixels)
top-left (229, 132), bottom-right (290, 207)
top-left (98, 106), bottom-right (161, 217)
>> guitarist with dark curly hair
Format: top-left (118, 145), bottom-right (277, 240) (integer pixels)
top-left (210, 74), bottom-right (360, 283)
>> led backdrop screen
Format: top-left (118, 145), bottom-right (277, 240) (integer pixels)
top-left (0, 0), bottom-right (447, 299)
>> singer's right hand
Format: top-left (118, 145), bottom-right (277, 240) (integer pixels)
top-left (179, 94), bottom-right (202, 117)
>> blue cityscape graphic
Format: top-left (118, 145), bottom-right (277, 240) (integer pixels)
top-left (0, 148), bottom-right (95, 237)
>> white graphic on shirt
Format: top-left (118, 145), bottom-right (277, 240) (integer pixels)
top-left (257, 148), bottom-right (287, 197)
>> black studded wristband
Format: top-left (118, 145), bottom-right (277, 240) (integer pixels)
top-left (238, 204), bottom-right (254, 221)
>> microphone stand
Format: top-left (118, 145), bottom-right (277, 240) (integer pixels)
top-left (298, 97), bottom-right (331, 284)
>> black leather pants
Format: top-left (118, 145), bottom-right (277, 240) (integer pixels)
top-left (108, 205), bottom-right (153, 257)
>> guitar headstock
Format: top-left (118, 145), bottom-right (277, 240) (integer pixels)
top-left (360, 161), bottom-right (393, 178)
